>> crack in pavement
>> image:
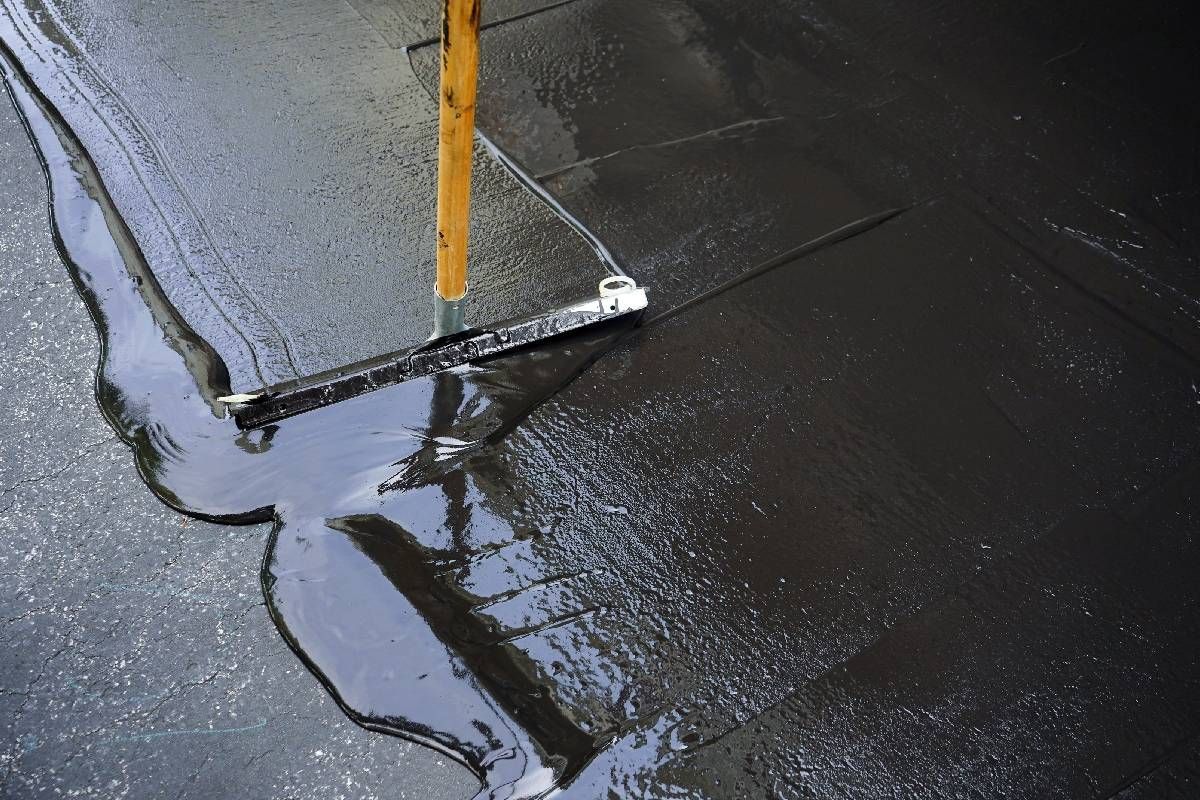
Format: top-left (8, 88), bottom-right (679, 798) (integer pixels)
top-left (0, 436), bottom-right (117, 500)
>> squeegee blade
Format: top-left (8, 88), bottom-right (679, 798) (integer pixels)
top-left (225, 282), bottom-right (647, 429)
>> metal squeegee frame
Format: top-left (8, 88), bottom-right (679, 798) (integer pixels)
top-left (222, 279), bottom-right (647, 429)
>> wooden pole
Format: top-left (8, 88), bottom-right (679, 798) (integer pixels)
top-left (435, 0), bottom-right (481, 303)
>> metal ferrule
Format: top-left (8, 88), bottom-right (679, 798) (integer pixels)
top-left (431, 288), bottom-right (468, 340)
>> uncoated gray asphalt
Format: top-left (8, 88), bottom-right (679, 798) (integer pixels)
top-left (0, 85), bottom-right (475, 800)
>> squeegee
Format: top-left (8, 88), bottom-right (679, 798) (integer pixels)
top-left (218, 0), bottom-right (646, 429)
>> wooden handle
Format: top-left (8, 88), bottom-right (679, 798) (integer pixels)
top-left (435, 0), bottom-right (481, 302)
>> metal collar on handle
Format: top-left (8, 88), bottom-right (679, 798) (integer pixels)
top-left (431, 288), bottom-right (468, 339)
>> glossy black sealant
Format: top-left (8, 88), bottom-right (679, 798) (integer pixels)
top-left (5, 0), bottom-right (1200, 798)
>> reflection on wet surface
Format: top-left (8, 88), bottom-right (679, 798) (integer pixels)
top-left (6, 0), bottom-right (1200, 797)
